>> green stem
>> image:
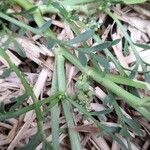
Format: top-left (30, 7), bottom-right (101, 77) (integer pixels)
top-left (58, 47), bottom-right (150, 120)
top-left (55, 48), bottom-right (82, 150)
top-left (0, 92), bottom-right (61, 121)
top-left (13, 0), bottom-right (55, 38)
top-left (0, 48), bottom-right (44, 138)
top-left (0, 12), bottom-right (40, 34)
top-left (105, 74), bottom-right (148, 90)
top-left (13, 0), bottom-right (32, 10)
top-left (59, 48), bottom-right (148, 89)
top-left (87, 66), bottom-right (141, 107)
top-left (39, 5), bottom-right (59, 14)
top-left (50, 62), bottom-right (60, 150)
top-left (6, 0), bottom-right (150, 122)
top-left (0, 9), bottom-right (148, 89)
top-left (57, 47), bottom-right (86, 71)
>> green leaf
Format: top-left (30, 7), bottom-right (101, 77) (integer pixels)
top-left (78, 51), bottom-right (87, 66)
top-left (45, 37), bottom-right (56, 49)
top-left (0, 92), bottom-right (61, 121)
top-left (129, 63), bottom-right (139, 79)
top-left (106, 73), bottom-right (148, 89)
top-left (0, 102), bottom-right (5, 114)
top-left (120, 126), bottom-right (130, 137)
top-left (134, 43), bottom-right (150, 50)
top-left (111, 39), bottom-right (121, 46)
top-left (91, 54), bottom-right (110, 69)
top-left (90, 108), bottom-right (113, 116)
top-left (107, 92), bottom-right (125, 123)
top-left (51, 1), bottom-right (69, 18)
top-left (68, 29), bottom-right (94, 45)
top-left (0, 68), bottom-right (11, 78)
top-left (103, 125), bottom-right (121, 133)
top-left (110, 134), bottom-right (128, 150)
top-left (123, 39), bottom-right (129, 56)
top-left (39, 20), bottom-right (52, 32)
top-left (91, 56), bottom-right (101, 70)
top-left (68, 97), bottom-right (128, 149)
top-left (124, 118), bottom-right (142, 135)
top-left (1, 36), bottom-right (12, 51)
top-left (141, 97), bottom-right (150, 107)
top-left (77, 41), bottom-right (111, 52)
top-left (10, 93), bottom-right (29, 111)
top-left (18, 28), bottom-right (26, 37)
top-left (0, 12), bottom-right (41, 35)
top-left (141, 63), bottom-right (150, 83)
top-left (13, 40), bottom-right (26, 58)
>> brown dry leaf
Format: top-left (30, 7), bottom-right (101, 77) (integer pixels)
top-left (91, 135), bottom-right (110, 150)
top-left (131, 3), bottom-right (150, 18)
top-left (71, 124), bottom-right (99, 133)
top-left (0, 1), bottom-right (150, 149)
top-left (0, 119), bottom-right (18, 147)
top-left (116, 12), bottom-right (150, 35)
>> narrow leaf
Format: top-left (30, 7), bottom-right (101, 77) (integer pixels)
top-left (68, 30), bottom-right (94, 45)
top-left (90, 108), bottom-right (113, 116)
top-left (13, 40), bottom-right (26, 57)
top-left (77, 41), bottom-right (112, 52)
top-left (78, 51), bottom-right (87, 66)
top-left (0, 102), bottom-right (5, 114)
top-left (124, 118), bottom-right (142, 135)
top-left (110, 134), bottom-right (128, 150)
top-left (111, 39), bottom-right (121, 46)
top-left (10, 94), bottom-right (29, 111)
top-left (91, 54), bottom-right (110, 69)
top-left (0, 68), bottom-right (11, 78)
top-left (134, 43), bottom-right (150, 50)
top-left (39, 20), bottom-right (52, 32)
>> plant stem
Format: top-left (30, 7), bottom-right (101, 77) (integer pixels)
top-left (8, 1), bottom-right (82, 149)
top-left (58, 47), bottom-right (150, 120)
top-left (87, 66), bottom-right (141, 107)
top-left (50, 62), bottom-right (60, 150)
top-left (55, 48), bottom-right (82, 150)
top-left (0, 12), bottom-right (40, 34)
top-left (58, 47), bottom-right (148, 88)
top-left (0, 48), bottom-right (45, 138)
top-left (0, 92), bottom-right (60, 121)
top-left (12, 0), bottom-right (55, 38)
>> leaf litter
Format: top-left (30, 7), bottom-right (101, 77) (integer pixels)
top-left (0, 1), bottom-right (150, 149)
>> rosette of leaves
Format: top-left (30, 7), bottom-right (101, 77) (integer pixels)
top-left (75, 74), bottom-right (93, 110)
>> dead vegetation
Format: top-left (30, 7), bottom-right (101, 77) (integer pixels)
top-left (0, 0), bottom-right (150, 149)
